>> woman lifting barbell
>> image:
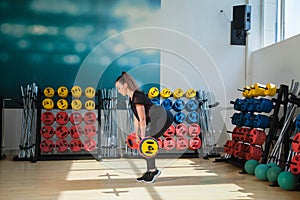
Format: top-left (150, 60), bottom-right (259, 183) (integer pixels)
top-left (115, 72), bottom-right (173, 183)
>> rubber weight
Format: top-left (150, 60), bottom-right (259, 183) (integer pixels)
top-left (176, 137), bottom-right (188, 150)
top-left (84, 111), bottom-right (97, 124)
top-left (57, 99), bottom-right (68, 111)
top-left (139, 137), bottom-right (159, 158)
top-left (71, 99), bottom-right (82, 110)
top-left (233, 142), bottom-right (247, 159)
top-left (84, 124), bottom-right (96, 138)
top-left (40, 125), bottom-right (54, 139)
top-left (70, 112), bottom-right (83, 125)
top-left (174, 112), bottom-right (186, 124)
top-left (249, 129), bottom-right (266, 145)
top-left (56, 111), bottom-right (69, 125)
top-left (70, 139), bottom-right (83, 152)
top-left (57, 86), bottom-right (68, 98)
top-left (163, 137), bottom-right (176, 151)
top-left (71, 85), bottom-right (82, 98)
top-left (43, 87), bottom-right (55, 98)
top-left (189, 137), bottom-right (202, 150)
top-left (126, 132), bottom-right (139, 149)
top-left (188, 123), bottom-right (201, 137)
top-left (85, 100), bottom-right (95, 110)
top-left (42, 98), bottom-right (54, 110)
top-left (41, 112), bottom-right (55, 125)
top-left (163, 124), bottom-right (175, 137)
top-left (56, 125), bottom-right (69, 139)
top-left (151, 98), bottom-right (160, 105)
top-left (40, 139), bottom-right (54, 153)
top-left (292, 132), bottom-right (300, 153)
top-left (175, 123), bottom-right (188, 137)
top-left (156, 138), bottom-right (163, 148)
top-left (224, 140), bottom-right (234, 155)
top-left (70, 125), bottom-right (83, 139)
top-left (173, 88), bottom-right (184, 99)
top-left (173, 99), bottom-right (185, 112)
top-left (161, 99), bottom-right (173, 110)
top-left (290, 154), bottom-right (300, 175)
top-left (186, 111), bottom-right (199, 124)
top-left (148, 87), bottom-right (159, 99)
top-left (160, 88), bottom-right (172, 99)
top-left (85, 87), bottom-right (95, 98)
top-left (55, 139), bottom-right (69, 152)
top-left (185, 99), bottom-right (198, 112)
top-left (245, 145), bottom-right (263, 161)
top-left (185, 88), bottom-right (196, 99)
top-left (83, 138), bottom-right (96, 152)
top-left (264, 83), bottom-right (277, 97)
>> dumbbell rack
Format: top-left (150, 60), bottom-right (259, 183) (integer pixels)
top-left (125, 88), bottom-right (215, 159)
top-left (215, 84), bottom-right (288, 169)
top-left (32, 89), bottom-right (102, 162)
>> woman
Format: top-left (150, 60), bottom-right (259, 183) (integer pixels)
top-left (115, 72), bottom-right (173, 183)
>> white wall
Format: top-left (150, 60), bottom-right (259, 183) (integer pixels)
top-left (249, 34), bottom-right (300, 86)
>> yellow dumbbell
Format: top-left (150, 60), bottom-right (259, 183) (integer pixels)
top-left (43, 87), bottom-right (55, 98)
top-left (148, 87), bottom-right (159, 99)
top-left (42, 98), bottom-right (54, 110)
top-left (71, 99), bottom-right (82, 111)
top-left (71, 86), bottom-right (82, 98)
top-left (173, 88), bottom-right (184, 99)
top-left (264, 83), bottom-right (277, 96)
top-left (85, 87), bottom-right (95, 98)
top-left (57, 86), bottom-right (69, 98)
top-left (185, 88), bottom-right (196, 99)
top-left (253, 83), bottom-right (266, 97)
top-left (85, 100), bottom-right (95, 111)
top-left (160, 88), bottom-right (172, 99)
top-left (57, 99), bottom-right (68, 111)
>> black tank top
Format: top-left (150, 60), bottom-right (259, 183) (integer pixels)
top-left (130, 90), bottom-right (154, 124)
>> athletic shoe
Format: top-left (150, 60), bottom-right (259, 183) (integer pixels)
top-left (144, 170), bottom-right (161, 183)
top-left (136, 172), bottom-right (151, 182)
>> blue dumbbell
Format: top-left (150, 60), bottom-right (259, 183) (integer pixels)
top-left (174, 112), bottom-right (186, 124)
top-left (256, 98), bottom-right (273, 113)
top-left (161, 99), bottom-right (173, 110)
top-left (254, 114), bottom-right (269, 128)
top-left (186, 111), bottom-right (199, 124)
top-left (151, 98), bottom-right (160, 105)
top-left (173, 99), bottom-right (185, 112)
top-left (185, 99), bottom-right (198, 112)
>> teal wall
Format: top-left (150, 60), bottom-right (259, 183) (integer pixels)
top-left (0, 0), bottom-right (161, 106)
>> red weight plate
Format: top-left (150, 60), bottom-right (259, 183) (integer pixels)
top-left (84, 111), bottom-right (97, 124)
top-left (292, 133), bottom-right (300, 153)
top-left (41, 112), bottom-right (55, 125)
top-left (55, 139), bottom-right (69, 152)
top-left (163, 137), bottom-right (176, 151)
top-left (175, 123), bottom-right (188, 137)
top-left (56, 125), bottom-right (69, 139)
top-left (56, 111), bottom-right (69, 125)
top-left (40, 139), bottom-right (54, 153)
top-left (188, 123), bottom-right (201, 137)
top-left (70, 139), bottom-right (83, 152)
top-left (84, 124), bottom-right (96, 138)
top-left (70, 112), bottom-right (83, 125)
top-left (84, 138), bottom-right (96, 152)
top-left (126, 132), bottom-right (139, 149)
top-left (189, 137), bottom-right (202, 150)
top-left (163, 124), bottom-right (175, 137)
top-left (40, 125), bottom-right (55, 139)
top-left (176, 137), bottom-right (188, 150)
top-left (70, 125), bottom-right (83, 139)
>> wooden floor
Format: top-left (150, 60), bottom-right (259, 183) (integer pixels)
top-left (0, 156), bottom-right (299, 200)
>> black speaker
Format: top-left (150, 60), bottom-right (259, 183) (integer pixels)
top-left (232, 5), bottom-right (251, 31)
top-left (230, 5), bottom-right (251, 46)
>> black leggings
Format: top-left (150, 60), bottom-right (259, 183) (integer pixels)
top-left (145, 105), bottom-right (173, 171)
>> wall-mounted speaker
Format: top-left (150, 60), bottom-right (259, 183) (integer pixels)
top-left (230, 5), bottom-right (251, 46)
